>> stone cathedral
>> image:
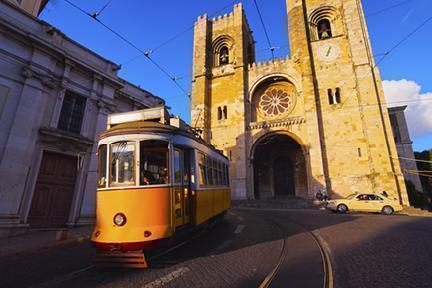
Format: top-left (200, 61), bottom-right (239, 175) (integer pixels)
top-left (190, 0), bottom-right (410, 204)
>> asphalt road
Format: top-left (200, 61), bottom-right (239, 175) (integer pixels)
top-left (1, 209), bottom-right (432, 288)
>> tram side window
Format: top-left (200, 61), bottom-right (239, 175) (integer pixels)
top-left (215, 160), bottom-right (220, 186)
top-left (140, 141), bottom-right (169, 185)
top-left (225, 164), bottom-right (230, 186)
top-left (197, 153), bottom-right (229, 188)
top-left (183, 152), bottom-right (189, 183)
top-left (206, 156), bottom-right (214, 186)
top-left (212, 159), bottom-right (218, 186)
top-left (226, 164), bottom-right (229, 186)
top-left (198, 152), bottom-right (207, 187)
top-left (98, 145), bottom-right (107, 188)
top-left (110, 141), bottom-right (135, 187)
top-left (174, 150), bottom-right (181, 184)
top-left (220, 163), bottom-right (224, 186)
top-left (218, 161), bottom-right (224, 186)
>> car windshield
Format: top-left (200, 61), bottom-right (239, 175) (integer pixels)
top-left (345, 194), bottom-right (357, 200)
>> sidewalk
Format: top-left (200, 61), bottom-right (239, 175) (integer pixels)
top-left (401, 206), bottom-right (432, 217)
top-left (232, 197), bottom-right (432, 217)
top-left (0, 225), bottom-right (93, 257)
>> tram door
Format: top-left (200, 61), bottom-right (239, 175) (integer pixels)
top-left (173, 149), bottom-right (191, 227)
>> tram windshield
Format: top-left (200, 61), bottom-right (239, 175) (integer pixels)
top-left (110, 141), bottom-right (135, 187)
top-left (140, 140), bottom-right (169, 185)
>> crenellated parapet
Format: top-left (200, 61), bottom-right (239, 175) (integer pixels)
top-left (249, 55), bottom-right (291, 69)
top-left (212, 12), bottom-right (234, 24)
top-left (196, 13), bottom-right (208, 22)
top-left (195, 3), bottom-right (244, 26)
top-left (248, 55), bottom-right (303, 96)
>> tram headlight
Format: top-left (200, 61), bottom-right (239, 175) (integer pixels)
top-left (113, 213), bottom-right (127, 226)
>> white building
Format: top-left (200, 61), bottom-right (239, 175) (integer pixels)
top-left (0, 0), bottom-right (164, 237)
top-left (5, 0), bottom-right (48, 17)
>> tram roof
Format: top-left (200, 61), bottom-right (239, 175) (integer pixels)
top-left (100, 121), bottom-right (228, 160)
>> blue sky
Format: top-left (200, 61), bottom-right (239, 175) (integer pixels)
top-left (40, 0), bottom-right (432, 151)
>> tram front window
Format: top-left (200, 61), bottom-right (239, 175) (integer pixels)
top-left (140, 141), bottom-right (169, 185)
top-left (110, 141), bottom-right (135, 186)
top-left (98, 144), bottom-right (107, 188)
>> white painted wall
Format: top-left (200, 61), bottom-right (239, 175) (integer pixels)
top-left (0, 1), bottom-right (164, 236)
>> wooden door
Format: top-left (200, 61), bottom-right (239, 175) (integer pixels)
top-left (28, 151), bottom-right (77, 227)
top-left (274, 156), bottom-right (295, 196)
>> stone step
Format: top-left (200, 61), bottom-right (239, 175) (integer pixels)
top-left (231, 198), bottom-right (320, 210)
top-left (401, 206), bottom-right (432, 217)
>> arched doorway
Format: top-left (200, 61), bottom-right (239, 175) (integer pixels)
top-left (253, 133), bottom-right (307, 199)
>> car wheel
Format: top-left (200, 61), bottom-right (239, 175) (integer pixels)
top-left (382, 206), bottom-right (394, 215)
top-left (337, 204), bottom-right (348, 214)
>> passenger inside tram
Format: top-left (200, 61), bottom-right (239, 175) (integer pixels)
top-left (140, 170), bottom-right (156, 185)
top-left (140, 140), bottom-right (169, 185)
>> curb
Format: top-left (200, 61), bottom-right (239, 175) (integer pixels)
top-left (233, 206), bottom-right (432, 218)
top-left (399, 213), bottom-right (432, 218)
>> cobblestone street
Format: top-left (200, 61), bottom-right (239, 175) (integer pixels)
top-left (1, 208), bottom-right (432, 288)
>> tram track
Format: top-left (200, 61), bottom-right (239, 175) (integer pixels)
top-left (30, 210), bottom-right (333, 288)
top-left (257, 215), bottom-right (334, 288)
top-left (30, 216), bottom-right (229, 288)
top-left (258, 220), bottom-right (287, 288)
top-left (30, 237), bottom-right (194, 288)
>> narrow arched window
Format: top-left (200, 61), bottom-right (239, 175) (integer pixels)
top-left (335, 88), bottom-right (341, 103)
top-left (328, 89), bottom-right (334, 105)
top-left (317, 19), bottom-right (332, 39)
top-left (219, 46), bottom-right (229, 65)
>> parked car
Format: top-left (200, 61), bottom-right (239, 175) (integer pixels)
top-left (325, 193), bottom-right (403, 215)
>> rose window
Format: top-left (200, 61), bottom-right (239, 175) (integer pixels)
top-left (259, 88), bottom-right (293, 117)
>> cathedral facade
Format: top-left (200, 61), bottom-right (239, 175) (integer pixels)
top-left (191, 0), bottom-right (410, 204)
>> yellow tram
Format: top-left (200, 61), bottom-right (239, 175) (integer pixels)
top-left (91, 107), bottom-right (231, 267)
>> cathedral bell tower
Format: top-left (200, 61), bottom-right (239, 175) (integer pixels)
top-left (286, 0), bottom-right (408, 203)
top-left (191, 3), bottom-right (255, 198)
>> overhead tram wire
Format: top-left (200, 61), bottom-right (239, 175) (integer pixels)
top-left (233, 2), bottom-right (431, 118)
top-left (121, 0), bottom-right (237, 66)
top-left (376, 13), bottom-right (432, 66)
top-left (411, 170), bottom-right (432, 174)
top-left (91, 0), bottom-right (114, 18)
top-left (254, 44), bottom-right (387, 61)
top-left (366, 0), bottom-right (416, 18)
top-left (395, 157), bottom-right (432, 164)
top-left (331, 91), bottom-right (432, 116)
top-left (253, 0), bottom-right (275, 60)
top-left (116, 0), bottom-right (415, 65)
top-left (403, 170), bottom-right (432, 178)
top-left (151, 0), bottom-right (237, 53)
top-left (63, 0), bottom-right (190, 98)
top-left (119, 0), bottom-right (400, 76)
top-left (333, 10), bottom-right (432, 110)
